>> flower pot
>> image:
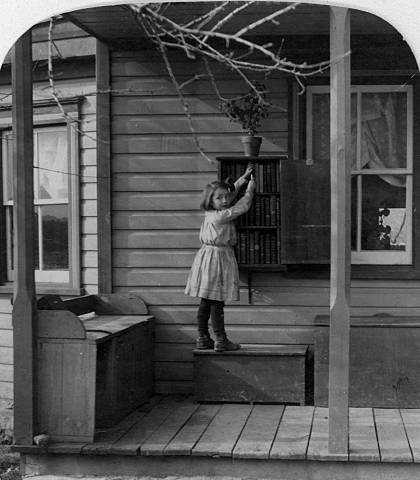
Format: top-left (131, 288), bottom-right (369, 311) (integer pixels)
top-left (241, 135), bottom-right (262, 156)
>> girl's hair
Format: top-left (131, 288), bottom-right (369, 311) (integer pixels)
top-left (200, 178), bottom-right (235, 211)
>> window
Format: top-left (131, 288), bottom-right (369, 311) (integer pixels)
top-left (306, 85), bottom-right (413, 265)
top-left (1, 121), bottom-right (79, 286)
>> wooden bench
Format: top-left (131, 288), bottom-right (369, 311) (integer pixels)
top-left (36, 293), bottom-right (154, 443)
top-left (194, 345), bottom-right (308, 405)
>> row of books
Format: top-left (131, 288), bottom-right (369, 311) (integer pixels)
top-left (221, 161), bottom-right (280, 193)
top-left (237, 195), bottom-right (280, 227)
top-left (235, 230), bottom-right (280, 265)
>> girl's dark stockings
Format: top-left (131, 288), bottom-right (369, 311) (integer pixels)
top-left (197, 298), bottom-right (225, 339)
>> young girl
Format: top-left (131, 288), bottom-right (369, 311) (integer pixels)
top-left (185, 165), bottom-right (256, 352)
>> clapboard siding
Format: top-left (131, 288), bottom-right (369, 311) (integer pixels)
top-left (81, 148), bottom-right (97, 166)
top-left (113, 287), bottom-right (251, 306)
top-left (112, 154), bottom-right (218, 173)
top-left (0, 348), bottom-right (12, 366)
top-left (82, 235), bottom-right (98, 251)
top-left (82, 217), bottom-right (98, 235)
top-left (0, 298), bottom-right (12, 315)
top-left (82, 251), bottom-right (98, 268)
top-left (0, 315), bottom-right (12, 330)
top-left (112, 133), bottom-right (287, 155)
top-left (0, 294), bottom-right (12, 400)
top-left (114, 250), bottom-right (196, 267)
top-left (0, 365), bottom-right (13, 383)
top-left (112, 76), bottom-right (287, 97)
top-left (112, 96), bottom-right (288, 116)
top-left (149, 305), bottom-right (420, 326)
top-left (113, 231), bottom-right (199, 249)
top-left (155, 325), bottom-right (314, 345)
top-left (113, 268), bottom-right (191, 287)
top-left (113, 173), bottom-right (216, 192)
top-left (82, 200), bottom-right (98, 217)
top-left (112, 114), bottom-right (288, 135)
top-left (0, 330), bottom-right (13, 348)
top-left (113, 213), bottom-right (202, 230)
top-left (111, 49), bottom-right (420, 395)
top-left (113, 193), bottom-right (201, 211)
top-left (0, 383), bottom-right (13, 400)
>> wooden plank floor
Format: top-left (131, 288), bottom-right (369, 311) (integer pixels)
top-left (47, 396), bottom-right (420, 463)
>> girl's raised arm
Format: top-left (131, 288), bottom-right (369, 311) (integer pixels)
top-left (230, 163), bottom-right (255, 202)
top-left (214, 177), bottom-right (256, 224)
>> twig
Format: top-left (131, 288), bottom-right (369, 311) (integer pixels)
top-left (234, 2), bottom-right (299, 37)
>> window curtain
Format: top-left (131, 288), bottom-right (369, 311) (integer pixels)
top-left (37, 130), bottom-right (68, 201)
top-left (359, 92), bottom-right (407, 188)
top-left (312, 92), bottom-right (407, 187)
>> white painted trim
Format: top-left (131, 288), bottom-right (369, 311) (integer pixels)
top-left (306, 89), bottom-right (313, 165)
top-left (307, 84), bottom-right (413, 265)
top-left (1, 116), bottom-right (80, 287)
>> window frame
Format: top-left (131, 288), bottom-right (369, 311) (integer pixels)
top-left (305, 83), bottom-right (414, 266)
top-left (0, 106), bottom-right (80, 290)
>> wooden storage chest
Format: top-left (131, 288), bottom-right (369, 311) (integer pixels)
top-left (36, 294), bottom-right (154, 442)
top-left (315, 315), bottom-right (420, 408)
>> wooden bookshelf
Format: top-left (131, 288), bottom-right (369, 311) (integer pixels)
top-left (217, 155), bottom-right (287, 270)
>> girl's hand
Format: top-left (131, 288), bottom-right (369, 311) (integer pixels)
top-left (247, 175), bottom-right (256, 191)
top-left (243, 163), bottom-right (255, 180)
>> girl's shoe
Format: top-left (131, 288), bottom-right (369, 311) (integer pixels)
top-left (214, 338), bottom-right (241, 352)
top-left (196, 335), bottom-right (215, 350)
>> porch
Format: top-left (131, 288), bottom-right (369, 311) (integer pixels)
top-left (8, 1), bottom-right (420, 470)
top-left (20, 395), bottom-right (420, 480)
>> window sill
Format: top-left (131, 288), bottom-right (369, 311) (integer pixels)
top-left (0, 283), bottom-right (85, 297)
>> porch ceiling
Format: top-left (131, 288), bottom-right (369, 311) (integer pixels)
top-left (65, 2), bottom-right (399, 47)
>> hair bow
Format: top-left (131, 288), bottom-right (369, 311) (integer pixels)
top-left (225, 177), bottom-right (236, 192)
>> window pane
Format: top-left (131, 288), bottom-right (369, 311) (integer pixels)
top-left (312, 94), bottom-right (330, 163)
top-left (351, 176), bottom-right (357, 250)
top-left (41, 204), bottom-right (68, 270)
top-left (361, 92), bottom-right (407, 169)
top-left (3, 133), bottom-right (13, 203)
top-left (36, 130), bottom-right (68, 201)
top-left (34, 209), bottom-right (39, 270)
top-left (6, 206), bottom-right (13, 271)
top-left (361, 175), bottom-right (407, 251)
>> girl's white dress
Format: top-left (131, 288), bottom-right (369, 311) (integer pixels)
top-left (185, 181), bottom-right (254, 302)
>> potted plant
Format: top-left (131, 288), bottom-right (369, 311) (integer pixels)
top-left (220, 81), bottom-right (270, 156)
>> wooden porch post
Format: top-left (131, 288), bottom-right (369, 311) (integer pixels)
top-left (12, 30), bottom-right (36, 444)
top-left (328, 7), bottom-right (351, 454)
top-left (96, 40), bottom-right (112, 294)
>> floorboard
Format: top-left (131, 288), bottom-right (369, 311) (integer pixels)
top-left (107, 396), bottom-right (180, 455)
top-left (374, 408), bottom-right (412, 463)
top-left (81, 397), bottom-right (162, 455)
top-left (164, 403), bottom-right (222, 456)
top-left (140, 400), bottom-right (200, 455)
top-left (270, 405), bottom-right (313, 460)
top-left (233, 404), bottom-right (284, 459)
top-left (400, 409), bottom-right (420, 463)
top-left (349, 408), bottom-right (380, 462)
top-left (192, 403), bottom-right (252, 457)
top-left (306, 407), bottom-right (331, 460)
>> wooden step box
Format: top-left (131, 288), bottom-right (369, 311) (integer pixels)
top-left (194, 345), bottom-right (308, 404)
